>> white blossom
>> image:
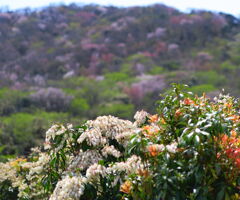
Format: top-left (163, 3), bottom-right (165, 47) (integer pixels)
top-left (107, 155), bottom-right (143, 174)
top-left (86, 163), bottom-right (106, 182)
top-left (116, 128), bottom-right (141, 147)
top-left (101, 145), bottom-right (121, 158)
top-left (166, 142), bottom-right (178, 153)
top-left (50, 175), bottom-right (86, 200)
top-left (67, 150), bottom-right (102, 171)
top-left (134, 110), bottom-right (150, 127)
top-left (77, 127), bottom-right (107, 146)
top-left (86, 115), bottom-right (134, 139)
top-left (45, 124), bottom-right (67, 149)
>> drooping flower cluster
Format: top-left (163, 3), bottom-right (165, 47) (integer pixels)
top-left (133, 110), bottom-right (150, 126)
top-left (0, 151), bottom-right (50, 199)
top-left (107, 155), bottom-right (143, 174)
top-left (86, 163), bottom-right (106, 181)
top-left (77, 115), bottom-right (137, 148)
top-left (0, 161), bottom-right (18, 183)
top-left (101, 145), bottom-right (121, 158)
top-left (67, 150), bottom-right (103, 171)
top-left (85, 116), bottom-right (134, 140)
top-left (45, 124), bottom-right (67, 149)
top-left (50, 175), bottom-right (86, 200)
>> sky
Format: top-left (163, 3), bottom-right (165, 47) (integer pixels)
top-left (0, 0), bottom-right (239, 17)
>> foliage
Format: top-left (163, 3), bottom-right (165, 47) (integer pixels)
top-left (1, 3), bottom-right (240, 157)
top-left (189, 84), bottom-right (217, 95)
top-left (0, 84), bottom-right (239, 199)
top-left (104, 72), bottom-right (130, 83)
top-left (97, 103), bottom-right (134, 119)
top-left (0, 111), bottom-right (69, 159)
top-left (0, 180), bottom-right (18, 200)
top-left (148, 65), bottom-right (164, 75)
top-left (0, 88), bottom-right (29, 116)
top-left (127, 84), bottom-right (240, 199)
top-left (70, 98), bottom-right (90, 116)
top-left (193, 71), bottom-right (226, 86)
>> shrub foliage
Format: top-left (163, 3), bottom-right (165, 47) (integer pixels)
top-left (0, 84), bottom-right (239, 199)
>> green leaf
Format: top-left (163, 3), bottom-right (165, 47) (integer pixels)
top-left (216, 187), bottom-right (225, 200)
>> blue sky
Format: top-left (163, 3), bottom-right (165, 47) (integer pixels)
top-left (0, 0), bottom-right (239, 16)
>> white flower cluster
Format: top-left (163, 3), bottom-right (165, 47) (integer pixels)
top-left (45, 123), bottom-right (75, 153)
top-left (19, 153), bottom-right (50, 199)
top-left (86, 163), bottom-right (106, 181)
top-left (52, 116), bottom-right (146, 199)
top-left (12, 177), bottom-right (28, 199)
top-left (213, 93), bottom-right (230, 104)
top-left (85, 116), bottom-right (134, 140)
top-left (46, 124), bottom-right (67, 141)
top-left (45, 124), bottom-right (67, 149)
top-left (0, 113), bottom-right (149, 200)
top-left (107, 155), bottom-right (143, 174)
top-left (67, 150), bottom-right (102, 171)
top-left (77, 127), bottom-right (107, 146)
top-left (61, 155), bottom-right (144, 199)
top-left (134, 110), bottom-right (150, 126)
top-left (50, 175), bottom-right (86, 200)
top-left (166, 142), bottom-right (178, 153)
top-left (75, 115), bottom-right (138, 163)
top-left (101, 145), bottom-right (121, 158)
top-left (115, 128), bottom-right (141, 147)
top-left (84, 155), bottom-right (144, 187)
top-left (0, 160), bottom-right (30, 199)
top-left (77, 115), bottom-right (138, 149)
top-left (0, 162), bottom-right (17, 183)
top-left (0, 157), bottom-right (46, 199)
top-left (27, 153), bottom-right (50, 177)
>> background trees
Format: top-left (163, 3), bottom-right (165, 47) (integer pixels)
top-left (0, 4), bottom-right (240, 158)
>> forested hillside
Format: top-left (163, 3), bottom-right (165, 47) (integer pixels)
top-left (0, 3), bottom-right (240, 159)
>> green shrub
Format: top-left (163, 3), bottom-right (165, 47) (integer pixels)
top-left (189, 84), bottom-right (217, 95)
top-left (0, 112), bottom-right (68, 156)
top-left (105, 72), bottom-right (129, 83)
top-left (193, 70), bottom-right (226, 86)
top-left (220, 61), bottom-right (237, 73)
top-left (97, 103), bottom-right (134, 119)
top-left (163, 61), bottom-right (180, 70)
top-left (0, 88), bottom-right (29, 115)
top-left (148, 65), bottom-right (164, 75)
top-left (0, 84), bottom-right (239, 199)
top-left (70, 98), bottom-right (90, 115)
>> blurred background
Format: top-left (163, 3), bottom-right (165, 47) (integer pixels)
top-left (0, 0), bottom-right (240, 160)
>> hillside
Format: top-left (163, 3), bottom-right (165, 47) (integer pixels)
top-left (0, 3), bottom-right (240, 158)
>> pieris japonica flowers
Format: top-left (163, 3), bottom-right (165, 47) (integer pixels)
top-left (134, 110), bottom-right (150, 126)
top-left (50, 175), bottom-right (86, 200)
top-left (86, 163), bottom-right (106, 181)
top-left (101, 145), bottom-right (121, 158)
